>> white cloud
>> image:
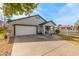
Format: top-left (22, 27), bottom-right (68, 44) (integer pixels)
top-left (32, 7), bottom-right (44, 14)
top-left (54, 3), bottom-right (79, 25)
top-left (33, 10), bottom-right (40, 14)
top-left (66, 3), bottom-right (74, 7)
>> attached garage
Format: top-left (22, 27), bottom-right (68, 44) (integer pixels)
top-left (8, 15), bottom-right (56, 37)
top-left (14, 24), bottom-right (37, 36)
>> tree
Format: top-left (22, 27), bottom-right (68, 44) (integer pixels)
top-left (0, 3), bottom-right (38, 18)
top-left (74, 25), bottom-right (79, 32)
top-left (76, 26), bottom-right (79, 31)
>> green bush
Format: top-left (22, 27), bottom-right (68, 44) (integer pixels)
top-left (55, 29), bottom-right (60, 34)
top-left (74, 25), bottom-right (79, 32)
top-left (0, 26), bottom-right (8, 33)
top-left (0, 26), bottom-right (9, 40)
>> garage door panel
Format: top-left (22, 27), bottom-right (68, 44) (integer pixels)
top-left (15, 26), bottom-right (36, 36)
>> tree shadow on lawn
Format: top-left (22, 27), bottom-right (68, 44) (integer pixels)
top-left (59, 34), bottom-right (79, 42)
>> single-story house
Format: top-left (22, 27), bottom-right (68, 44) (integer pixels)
top-left (8, 15), bottom-right (56, 37)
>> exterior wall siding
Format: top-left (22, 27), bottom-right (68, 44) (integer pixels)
top-left (8, 16), bottom-right (45, 36)
top-left (9, 16), bottom-right (45, 25)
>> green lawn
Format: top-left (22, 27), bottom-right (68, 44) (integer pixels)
top-left (59, 32), bottom-right (79, 45)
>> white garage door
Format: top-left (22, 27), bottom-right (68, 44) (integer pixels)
top-left (15, 26), bottom-right (36, 36)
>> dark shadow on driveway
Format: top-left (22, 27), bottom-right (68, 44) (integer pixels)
top-left (10, 35), bottom-right (64, 43)
top-left (8, 37), bottom-right (15, 44)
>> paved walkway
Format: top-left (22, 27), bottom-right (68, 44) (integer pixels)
top-left (11, 35), bottom-right (79, 56)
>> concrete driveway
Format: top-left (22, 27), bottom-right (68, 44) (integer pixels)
top-left (11, 35), bottom-right (79, 56)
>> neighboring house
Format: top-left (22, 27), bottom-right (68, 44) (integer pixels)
top-left (75, 20), bottom-right (79, 26)
top-left (8, 15), bottom-right (56, 37)
top-left (58, 25), bottom-right (74, 32)
top-left (0, 20), bottom-right (4, 27)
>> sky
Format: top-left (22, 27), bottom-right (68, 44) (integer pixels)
top-left (0, 3), bottom-right (79, 25)
top-left (31, 3), bottom-right (79, 25)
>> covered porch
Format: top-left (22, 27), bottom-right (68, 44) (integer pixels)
top-left (38, 21), bottom-right (56, 35)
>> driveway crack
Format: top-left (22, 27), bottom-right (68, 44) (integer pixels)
top-left (41, 43), bottom-right (66, 56)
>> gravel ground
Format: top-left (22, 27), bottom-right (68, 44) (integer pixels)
top-left (0, 38), bottom-right (14, 56)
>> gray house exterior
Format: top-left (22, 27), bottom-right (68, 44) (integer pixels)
top-left (8, 15), bottom-right (56, 37)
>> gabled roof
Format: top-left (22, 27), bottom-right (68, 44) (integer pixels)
top-left (8, 15), bottom-right (47, 23)
top-left (39, 21), bottom-right (56, 25)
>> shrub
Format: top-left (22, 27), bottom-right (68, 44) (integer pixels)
top-left (74, 25), bottom-right (79, 32)
top-left (0, 26), bottom-right (8, 33)
top-left (0, 26), bottom-right (9, 40)
top-left (55, 29), bottom-right (60, 34)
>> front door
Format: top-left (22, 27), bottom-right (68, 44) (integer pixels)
top-left (45, 26), bottom-right (51, 34)
top-left (45, 26), bottom-right (54, 34)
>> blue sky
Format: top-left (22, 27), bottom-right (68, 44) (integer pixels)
top-left (31, 3), bottom-right (79, 25)
top-left (0, 3), bottom-right (79, 25)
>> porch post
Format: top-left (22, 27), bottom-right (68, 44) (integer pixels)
top-left (43, 25), bottom-right (45, 35)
